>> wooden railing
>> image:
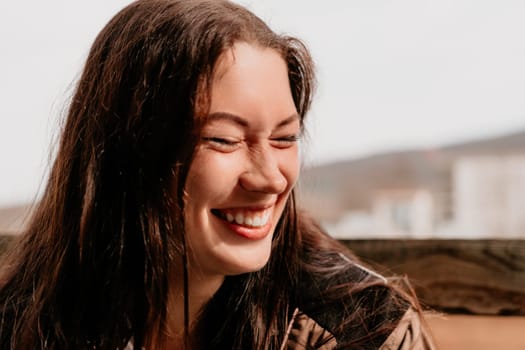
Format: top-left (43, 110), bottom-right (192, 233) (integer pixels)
top-left (343, 239), bottom-right (525, 315)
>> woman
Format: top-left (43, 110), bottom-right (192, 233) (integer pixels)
top-left (0, 0), bottom-right (436, 349)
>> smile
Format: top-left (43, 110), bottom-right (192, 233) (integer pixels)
top-left (212, 208), bottom-right (271, 228)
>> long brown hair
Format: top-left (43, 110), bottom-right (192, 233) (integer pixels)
top-left (0, 0), bottom-right (314, 349)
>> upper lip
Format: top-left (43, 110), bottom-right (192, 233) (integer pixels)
top-left (213, 202), bottom-right (276, 211)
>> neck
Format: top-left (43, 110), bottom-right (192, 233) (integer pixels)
top-left (164, 256), bottom-right (225, 348)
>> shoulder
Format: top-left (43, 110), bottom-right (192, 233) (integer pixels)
top-left (285, 306), bottom-right (436, 350)
top-left (296, 251), bottom-right (405, 348)
top-left (378, 307), bottom-right (436, 350)
top-left (294, 223), bottom-right (435, 348)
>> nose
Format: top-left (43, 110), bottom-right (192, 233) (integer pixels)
top-left (239, 147), bottom-right (287, 194)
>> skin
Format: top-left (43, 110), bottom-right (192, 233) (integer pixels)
top-left (165, 42), bottom-right (301, 347)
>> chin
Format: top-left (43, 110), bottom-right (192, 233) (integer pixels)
top-left (222, 250), bottom-right (272, 276)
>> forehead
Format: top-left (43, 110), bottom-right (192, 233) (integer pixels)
top-left (212, 41), bottom-right (288, 83)
top-left (206, 42), bottom-right (296, 121)
top-left (213, 42), bottom-right (284, 78)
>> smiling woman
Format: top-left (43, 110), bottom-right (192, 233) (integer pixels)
top-left (184, 43), bottom-right (301, 279)
top-left (0, 1), bottom-right (435, 349)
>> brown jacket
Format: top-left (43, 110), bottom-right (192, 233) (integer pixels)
top-left (282, 307), bottom-right (436, 349)
top-left (279, 252), bottom-right (437, 350)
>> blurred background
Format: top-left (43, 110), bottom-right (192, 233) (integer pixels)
top-left (1, 0), bottom-right (525, 239)
top-left (1, 1), bottom-right (524, 348)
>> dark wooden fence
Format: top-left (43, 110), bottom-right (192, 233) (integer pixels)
top-left (343, 239), bottom-right (525, 315)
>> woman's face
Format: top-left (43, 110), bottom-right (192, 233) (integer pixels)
top-left (183, 42), bottom-right (300, 278)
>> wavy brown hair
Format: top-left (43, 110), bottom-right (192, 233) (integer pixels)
top-left (0, 1), bottom-right (430, 349)
top-left (0, 0), bottom-right (314, 349)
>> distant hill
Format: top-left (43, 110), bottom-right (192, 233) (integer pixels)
top-left (0, 204), bottom-right (33, 235)
top-left (444, 129), bottom-right (525, 154)
top-left (297, 129), bottom-right (525, 221)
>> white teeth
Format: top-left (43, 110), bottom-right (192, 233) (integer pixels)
top-left (221, 209), bottom-right (271, 227)
top-left (235, 213), bottom-right (244, 225)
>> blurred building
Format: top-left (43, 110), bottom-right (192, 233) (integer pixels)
top-left (326, 188), bottom-right (437, 239)
top-left (453, 156), bottom-right (525, 237)
top-left (372, 188), bottom-right (435, 238)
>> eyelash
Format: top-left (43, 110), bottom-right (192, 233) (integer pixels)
top-left (202, 134), bottom-right (300, 150)
top-left (271, 135), bottom-right (300, 146)
top-left (203, 137), bottom-right (240, 147)
top-left (203, 137), bottom-right (238, 145)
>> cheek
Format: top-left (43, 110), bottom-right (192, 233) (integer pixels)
top-left (184, 151), bottom-right (243, 205)
top-left (281, 148), bottom-right (301, 189)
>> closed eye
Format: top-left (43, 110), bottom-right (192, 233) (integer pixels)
top-left (270, 135), bottom-right (300, 148)
top-left (202, 137), bottom-right (241, 152)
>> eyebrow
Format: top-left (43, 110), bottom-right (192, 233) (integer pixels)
top-left (205, 112), bottom-right (300, 128)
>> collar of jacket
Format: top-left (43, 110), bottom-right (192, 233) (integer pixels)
top-left (281, 308), bottom-right (337, 350)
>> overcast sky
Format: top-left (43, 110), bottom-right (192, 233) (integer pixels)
top-left (1, 0), bottom-right (525, 206)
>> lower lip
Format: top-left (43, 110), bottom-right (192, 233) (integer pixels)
top-left (220, 217), bottom-right (273, 240)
